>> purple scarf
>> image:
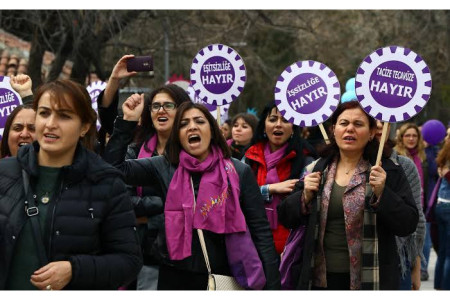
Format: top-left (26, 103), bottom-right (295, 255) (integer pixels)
top-left (165, 146), bottom-right (246, 260)
top-left (408, 148), bottom-right (425, 207)
top-left (136, 134), bottom-right (158, 196)
top-left (264, 142), bottom-right (288, 229)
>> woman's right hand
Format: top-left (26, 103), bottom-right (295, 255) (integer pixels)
top-left (303, 171), bottom-right (321, 204)
top-left (110, 54), bottom-right (137, 81)
top-left (268, 179), bottom-right (299, 194)
top-left (122, 93), bottom-right (145, 121)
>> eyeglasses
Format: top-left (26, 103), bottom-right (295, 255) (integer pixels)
top-left (150, 102), bottom-right (176, 112)
top-left (403, 134), bottom-right (418, 139)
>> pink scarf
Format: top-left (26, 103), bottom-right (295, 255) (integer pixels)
top-left (264, 142), bottom-right (288, 229)
top-left (408, 148), bottom-right (424, 207)
top-left (136, 135), bottom-right (158, 196)
top-left (164, 146), bottom-right (246, 260)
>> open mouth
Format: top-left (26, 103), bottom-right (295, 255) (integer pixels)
top-left (273, 131), bottom-right (283, 137)
top-left (157, 117), bottom-right (168, 123)
top-left (18, 142), bottom-right (30, 147)
top-left (188, 134), bottom-right (201, 144)
top-left (44, 133), bottom-right (59, 141)
top-left (343, 136), bottom-right (356, 141)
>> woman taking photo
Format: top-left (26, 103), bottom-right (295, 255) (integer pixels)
top-left (278, 100), bottom-right (418, 290)
top-left (228, 113), bottom-right (258, 161)
top-left (245, 102), bottom-right (316, 255)
top-left (0, 79), bottom-right (142, 290)
top-left (103, 98), bottom-right (280, 290)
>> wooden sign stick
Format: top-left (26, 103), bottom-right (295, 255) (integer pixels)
top-left (216, 105), bottom-right (221, 126)
top-left (319, 123), bottom-right (330, 145)
top-left (376, 122), bottom-right (389, 166)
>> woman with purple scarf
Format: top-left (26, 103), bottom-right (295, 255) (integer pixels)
top-left (101, 83), bottom-right (190, 290)
top-left (245, 102), bottom-right (316, 255)
top-left (103, 99), bottom-right (280, 290)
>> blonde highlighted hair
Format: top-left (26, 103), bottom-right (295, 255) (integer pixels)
top-left (394, 123), bottom-right (426, 161)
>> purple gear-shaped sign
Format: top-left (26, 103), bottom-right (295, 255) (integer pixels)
top-left (355, 46), bottom-right (432, 122)
top-left (0, 76), bottom-right (22, 137)
top-left (190, 44), bottom-right (246, 106)
top-left (274, 60), bottom-right (340, 127)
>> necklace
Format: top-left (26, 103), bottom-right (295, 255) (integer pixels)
top-left (41, 192), bottom-right (50, 204)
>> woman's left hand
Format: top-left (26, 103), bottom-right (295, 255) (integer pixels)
top-left (369, 163), bottom-right (386, 198)
top-left (30, 261), bottom-right (72, 290)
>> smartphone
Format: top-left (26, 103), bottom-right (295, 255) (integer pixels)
top-left (126, 56), bottom-right (153, 72)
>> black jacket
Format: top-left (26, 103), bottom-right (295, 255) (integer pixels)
top-left (0, 142), bottom-right (143, 289)
top-left (104, 117), bottom-right (281, 290)
top-left (278, 156), bottom-right (419, 290)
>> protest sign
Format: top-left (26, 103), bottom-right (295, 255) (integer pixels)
top-left (274, 60), bottom-right (341, 143)
top-left (355, 46), bottom-right (432, 164)
top-left (86, 80), bottom-right (107, 131)
top-left (190, 44), bottom-right (245, 125)
top-left (0, 76), bottom-right (22, 137)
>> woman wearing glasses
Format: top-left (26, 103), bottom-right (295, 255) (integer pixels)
top-left (102, 74), bottom-right (190, 289)
top-left (395, 123), bottom-right (431, 281)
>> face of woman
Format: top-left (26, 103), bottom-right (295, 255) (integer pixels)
top-left (402, 127), bottom-right (419, 150)
top-left (7, 108), bottom-right (36, 157)
top-left (179, 108), bottom-right (212, 161)
top-left (333, 107), bottom-right (374, 155)
top-left (265, 108), bottom-right (293, 152)
top-left (150, 92), bottom-right (177, 135)
top-left (220, 123), bottom-right (231, 139)
top-left (35, 92), bottom-right (90, 166)
top-left (232, 117), bottom-right (253, 146)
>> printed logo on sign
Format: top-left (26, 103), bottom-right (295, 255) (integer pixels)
top-left (0, 88), bottom-right (20, 128)
top-left (369, 61), bottom-right (417, 108)
top-left (287, 73), bottom-right (328, 114)
top-left (200, 56), bottom-right (235, 94)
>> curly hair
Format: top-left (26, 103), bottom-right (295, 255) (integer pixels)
top-left (394, 123), bottom-right (426, 161)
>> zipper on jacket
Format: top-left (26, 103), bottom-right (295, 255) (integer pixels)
top-left (48, 180), bottom-right (65, 258)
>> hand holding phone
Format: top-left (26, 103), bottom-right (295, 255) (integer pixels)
top-left (126, 56), bottom-right (153, 72)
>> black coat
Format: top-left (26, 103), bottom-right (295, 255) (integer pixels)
top-left (0, 142), bottom-right (143, 289)
top-left (103, 117), bottom-right (281, 290)
top-left (278, 156), bottom-right (419, 290)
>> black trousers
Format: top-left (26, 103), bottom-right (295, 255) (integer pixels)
top-left (157, 264), bottom-right (208, 290)
top-left (311, 272), bottom-right (350, 290)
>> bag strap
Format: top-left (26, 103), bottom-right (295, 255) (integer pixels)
top-left (22, 170), bottom-right (49, 266)
top-left (197, 229), bottom-right (212, 276)
top-left (190, 177), bottom-right (213, 276)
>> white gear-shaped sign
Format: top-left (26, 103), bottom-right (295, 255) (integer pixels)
top-left (274, 60), bottom-right (340, 127)
top-left (355, 46), bottom-right (432, 122)
top-left (187, 84), bottom-right (230, 123)
top-left (190, 44), bottom-right (246, 106)
top-left (86, 80), bottom-right (107, 130)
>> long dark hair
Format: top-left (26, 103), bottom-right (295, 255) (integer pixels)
top-left (33, 79), bottom-right (98, 151)
top-left (320, 101), bottom-right (390, 165)
top-left (249, 101), bottom-right (317, 178)
top-left (165, 102), bottom-right (231, 165)
top-left (133, 84), bottom-right (191, 152)
top-left (251, 101), bottom-right (304, 156)
top-left (0, 104), bottom-right (34, 158)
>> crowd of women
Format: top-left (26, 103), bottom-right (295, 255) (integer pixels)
top-left (0, 54), bottom-right (449, 291)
